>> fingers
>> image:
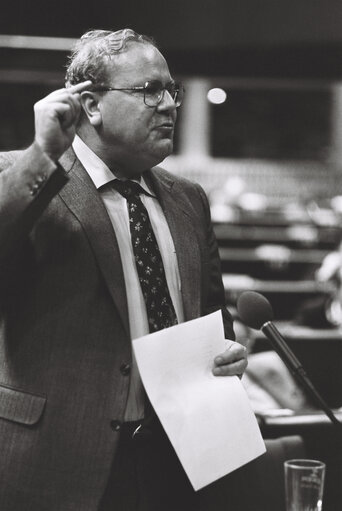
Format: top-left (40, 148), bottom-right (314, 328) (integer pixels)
top-left (38, 81), bottom-right (92, 103)
top-left (34, 92), bottom-right (75, 122)
top-left (61, 80), bottom-right (93, 123)
top-left (46, 101), bottom-right (78, 129)
top-left (35, 81), bottom-right (93, 127)
top-left (35, 80), bottom-right (93, 117)
top-left (33, 81), bottom-right (92, 161)
top-left (67, 80), bottom-right (93, 93)
top-left (212, 342), bottom-right (248, 377)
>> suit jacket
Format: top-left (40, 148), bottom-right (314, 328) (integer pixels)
top-left (0, 143), bottom-right (234, 510)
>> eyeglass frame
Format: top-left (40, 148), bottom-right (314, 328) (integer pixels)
top-left (91, 80), bottom-right (184, 108)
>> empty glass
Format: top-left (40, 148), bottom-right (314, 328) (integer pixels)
top-left (284, 459), bottom-right (326, 511)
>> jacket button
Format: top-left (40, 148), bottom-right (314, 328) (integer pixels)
top-left (110, 420), bottom-right (122, 432)
top-left (37, 173), bottom-right (47, 184)
top-left (29, 183), bottom-right (40, 196)
top-left (120, 363), bottom-right (131, 376)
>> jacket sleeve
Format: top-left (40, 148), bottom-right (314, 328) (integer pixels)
top-left (195, 183), bottom-right (235, 341)
top-left (0, 142), bottom-right (68, 277)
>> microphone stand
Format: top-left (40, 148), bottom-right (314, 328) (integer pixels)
top-left (262, 321), bottom-right (342, 429)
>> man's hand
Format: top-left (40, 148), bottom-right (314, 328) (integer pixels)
top-left (34, 81), bottom-right (92, 162)
top-left (212, 340), bottom-right (248, 378)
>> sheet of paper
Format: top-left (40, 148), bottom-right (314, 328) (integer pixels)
top-left (133, 311), bottom-right (266, 490)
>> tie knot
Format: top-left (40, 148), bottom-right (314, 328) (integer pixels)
top-left (111, 179), bottom-right (144, 199)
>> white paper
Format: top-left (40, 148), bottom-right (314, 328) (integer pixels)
top-left (133, 311), bottom-right (266, 490)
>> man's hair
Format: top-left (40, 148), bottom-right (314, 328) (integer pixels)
top-left (65, 28), bottom-right (157, 87)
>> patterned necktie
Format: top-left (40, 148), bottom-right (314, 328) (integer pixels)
top-left (111, 179), bottom-right (178, 333)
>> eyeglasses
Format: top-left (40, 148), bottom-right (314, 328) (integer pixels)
top-left (92, 80), bottom-right (184, 108)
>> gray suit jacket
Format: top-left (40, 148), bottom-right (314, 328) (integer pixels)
top-left (0, 144), bottom-right (234, 510)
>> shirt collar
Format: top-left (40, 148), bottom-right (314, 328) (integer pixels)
top-left (72, 134), bottom-right (155, 197)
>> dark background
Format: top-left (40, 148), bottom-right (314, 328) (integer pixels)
top-left (0, 0), bottom-right (341, 79)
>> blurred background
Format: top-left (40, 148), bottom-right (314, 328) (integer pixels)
top-left (1, 1), bottom-right (341, 508)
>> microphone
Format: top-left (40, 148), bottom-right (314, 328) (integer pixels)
top-left (237, 291), bottom-right (342, 428)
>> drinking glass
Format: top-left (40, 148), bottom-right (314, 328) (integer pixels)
top-left (284, 459), bottom-right (326, 511)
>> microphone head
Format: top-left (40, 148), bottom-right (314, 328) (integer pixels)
top-left (237, 291), bottom-right (274, 330)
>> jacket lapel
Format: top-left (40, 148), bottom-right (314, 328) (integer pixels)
top-left (145, 168), bottom-right (202, 321)
top-left (57, 150), bottom-right (202, 329)
top-left (58, 149), bottom-right (130, 337)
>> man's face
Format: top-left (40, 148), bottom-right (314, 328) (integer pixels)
top-left (96, 43), bottom-right (178, 177)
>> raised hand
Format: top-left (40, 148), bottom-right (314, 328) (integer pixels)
top-left (34, 81), bottom-right (92, 162)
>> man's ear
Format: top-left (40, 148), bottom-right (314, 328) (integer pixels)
top-left (80, 92), bottom-right (102, 126)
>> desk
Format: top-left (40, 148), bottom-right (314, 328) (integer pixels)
top-left (259, 409), bottom-right (342, 437)
top-left (220, 247), bottom-right (329, 264)
top-left (223, 274), bottom-right (334, 295)
top-left (219, 247), bottom-right (327, 279)
top-left (213, 222), bottom-right (340, 250)
top-left (223, 274), bottom-right (334, 319)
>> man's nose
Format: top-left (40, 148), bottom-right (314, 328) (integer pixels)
top-left (157, 89), bottom-right (178, 112)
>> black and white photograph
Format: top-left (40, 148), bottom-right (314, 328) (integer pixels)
top-left (0, 1), bottom-right (341, 509)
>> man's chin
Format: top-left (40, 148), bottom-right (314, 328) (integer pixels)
top-left (160, 138), bottom-right (174, 155)
top-left (152, 140), bottom-right (173, 162)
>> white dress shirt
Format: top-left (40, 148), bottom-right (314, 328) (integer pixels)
top-left (72, 135), bottom-right (184, 420)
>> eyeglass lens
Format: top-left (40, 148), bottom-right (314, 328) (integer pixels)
top-left (144, 81), bottom-right (184, 107)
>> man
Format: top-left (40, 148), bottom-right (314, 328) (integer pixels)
top-left (0, 29), bottom-right (247, 510)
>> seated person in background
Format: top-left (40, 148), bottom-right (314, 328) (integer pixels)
top-left (235, 320), bottom-right (311, 414)
top-left (242, 350), bottom-right (311, 414)
top-left (295, 241), bottom-right (342, 328)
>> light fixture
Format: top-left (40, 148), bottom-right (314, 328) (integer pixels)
top-left (207, 88), bottom-right (227, 104)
